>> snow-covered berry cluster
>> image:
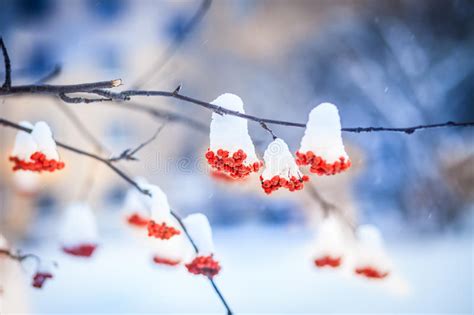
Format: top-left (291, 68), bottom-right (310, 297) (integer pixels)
top-left (147, 221), bottom-right (181, 240)
top-left (260, 138), bottom-right (309, 194)
top-left (59, 203), bottom-right (99, 258)
top-left (185, 255), bottom-right (221, 278)
top-left (205, 95), bottom-right (351, 194)
top-left (205, 149), bottom-right (262, 179)
top-left (297, 103), bottom-right (351, 176)
top-left (121, 181), bottom-right (223, 276)
top-left (207, 94), bottom-right (262, 179)
top-left (311, 218), bottom-right (394, 282)
top-left (127, 213), bottom-right (149, 227)
top-left (9, 121), bottom-right (64, 173)
top-left (182, 213), bottom-right (221, 278)
top-left (32, 271), bottom-right (53, 289)
top-left (311, 215), bottom-right (349, 269)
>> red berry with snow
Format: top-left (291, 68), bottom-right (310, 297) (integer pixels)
top-left (62, 244), bottom-right (97, 257)
top-left (298, 103), bottom-right (351, 176)
top-left (314, 255), bottom-right (342, 268)
top-left (32, 272), bottom-right (53, 289)
top-left (207, 94), bottom-right (261, 180)
top-left (185, 255), bottom-right (221, 278)
top-left (355, 266), bottom-right (389, 279)
top-left (126, 213), bottom-right (149, 228)
top-left (147, 220), bottom-right (181, 240)
top-left (296, 151), bottom-right (351, 176)
top-left (153, 256), bottom-right (181, 266)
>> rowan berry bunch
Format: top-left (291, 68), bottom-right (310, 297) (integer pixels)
top-left (147, 220), bottom-right (181, 240)
top-left (185, 255), bottom-right (221, 278)
top-left (205, 149), bottom-right (262, 179)
top-left (295, 152), bottom-right (351, 176)
top-left (9, 152), bottom-right (65, 172)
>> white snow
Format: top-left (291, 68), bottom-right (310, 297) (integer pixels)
top-left (0, 233), bottom-right (9, 250)
top-left (209, 93), bottom-right (259, 163)
top-left (11, 121), bottom-right (37, 161)
top-left (31, 121), bottom-right (59, 160)
top-left (261, 138), bottom-right (303, 180)
top-left (122, 177), bottom-right (151, 218)
top-left (11, 121), bottom-right (60, 161)
top-left (351, 224), bottom-right (392, 274)
top-left (149, 233), bottom-right (194, 264)
top-left (311, 215), bottom-right (352, 262)
top-left (58, 203), bottom-right (98, 247)
top-left (13, 171), bottom-right (41, 194)
top-left (143, 184), bottom-right (172, 223)
top-left (299, 103), bottom-right (349, 163)
top-left (182, 213), bottom-right (215, 255)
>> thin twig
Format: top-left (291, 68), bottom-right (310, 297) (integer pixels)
top-left (109, 122), bottom-right (167, 162)
top-left (36, 65), bottom-right (62, 84)
top-left (0, 37), bottom-right (12, 88)
top-left (260, 122), bottom-right (277, 140)
top-left (53, 100), bottom-right (109, 153)
top-left (131, 0), bottom-right (212, 88)
top-left (0, 117), bottom-right (233, 315)
top-left (0, 248), bottom-right (41, 266)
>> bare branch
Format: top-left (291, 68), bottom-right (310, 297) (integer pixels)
top-left (0, 37), bottom-right (12, 89)
top-left (109, 122), bottom-right (167, 162)
top-left (0, 117), bottom-right (232, 315)
top-left (36, 65), bottom-right (62, 84)
top-left (53, 100), bottom-right (109, 153)
top-left (131, 0), bottom-right (213, 88)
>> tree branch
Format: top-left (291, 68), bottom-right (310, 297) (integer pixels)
top-left (131, 0), bottom-right (213, 88)
top-left (0, 37), bottom-right (12, 89)
top-left (109, 122), bottom-right (167, 162)
top-left (0, 117), bottom-right (233, 315)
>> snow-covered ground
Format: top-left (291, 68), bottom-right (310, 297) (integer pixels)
top-left (15, 226), bottom-right (474, 314)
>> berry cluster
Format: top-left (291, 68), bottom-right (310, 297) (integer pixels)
top-left (9, 152), bottom-right (65, 173)
top-left (185, 255), bottom-right (221, 278)
top-left (205, 149), bottom-right (262, 179)
top-left (127, 213), bottom-right (149, 228)
top-left (153, 256), bottom-right (181, 266)
top-left (355, 266), bottom-right (389, 279)
top-left (314, 256), bottom-right (342, 268)
top-left (32, 272), bottom-right (53, 289)
top-left (147, 220), bottom-right (181, 240)
top-left (62, 244), bottom-right (97, 257)
top-left (260, 174), bottom-right (309, 194)
top-left (296, 151), bottom-right (351, 175)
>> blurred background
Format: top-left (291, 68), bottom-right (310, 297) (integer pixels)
top-left (0, 0), bottom-right (473, 313)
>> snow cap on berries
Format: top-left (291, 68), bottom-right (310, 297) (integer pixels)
top-left (59, 203), bottom-right (98, 258)
top-left (122, 177), bottom-right (151, 228)
top-left (206, 93), bottom-right (262, 179)
top-left (0, 233), bottom-right (9, 250)
top-left (11, 121), bottom-right (37, 161)
top-left (261, 138), bottom-right (309, 194)
top-left (31, 121), bottom-right (59, 160)
top-left (13, 170), bottom-right (40, 195)
top-left (297, 103), bottom-right (351, 175)
top-left (353, 224), bottom-right (391, 279)
top-left (312, 215), bottom-right (350, 268)
top-left (183, 213), bottom-right (214, 255)
top-left (10, 121), bottom-right (64, 172)
top-left (151, 234), bottom-right (192, 267)
top-left (143, 184), bottom-right (181, 240)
